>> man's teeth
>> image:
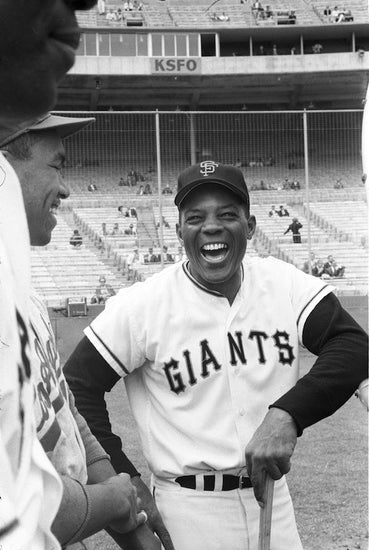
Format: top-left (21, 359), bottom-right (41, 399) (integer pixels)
top-left (203, 243), bottom-right (227, 251)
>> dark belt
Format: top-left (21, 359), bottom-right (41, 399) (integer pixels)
top-left (175, 474), bottom-right (252, 491)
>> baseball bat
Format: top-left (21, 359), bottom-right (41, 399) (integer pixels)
top-left (258, 474), bottom-right (275, 550)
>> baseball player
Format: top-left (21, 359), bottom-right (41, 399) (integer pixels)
top-left (65, 161), bottom-right (368, 550)
top-left (0, 1), bottom-right (98, 548)
top-left (2, 113), bottom-right (174, 550)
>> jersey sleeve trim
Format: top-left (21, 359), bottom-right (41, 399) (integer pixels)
top-left (296, 284), bottom-right (335, 343)
top-left (84, 325), bottom-right (129, 377)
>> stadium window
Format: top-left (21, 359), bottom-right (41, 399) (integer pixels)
top-left (188, 34), bottom-right (200, 57)
top-left (164, 34), bottom-right (175, 56)
top-left (200, 34), bottom-right (216, 57)
top-left (98, 33), bottom-right (110, 56)
top-left (176, 34), bottom-right (187, 56)
top-left (76, 34), bottom-right (86, 56)
top-left (152, 34), bottom-right (163, 56)
top-left (85, 33), bottom-right (97, 56)
top-left (111, 34), bottom-right (136, 56)
top-left (137, 34), bottom-right (148, 56)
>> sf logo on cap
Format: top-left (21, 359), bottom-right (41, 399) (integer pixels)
top-left (200, 160), bottom-right (219, 177)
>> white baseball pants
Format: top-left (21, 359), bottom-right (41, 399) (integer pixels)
top-left (153, 475), bottom-right (303, 550)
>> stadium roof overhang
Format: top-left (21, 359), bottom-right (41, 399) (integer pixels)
top-left (56, 22), bottom-right (369, 110)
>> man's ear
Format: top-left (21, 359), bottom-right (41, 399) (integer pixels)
top-left (246, 215), bottom-right (256, 240)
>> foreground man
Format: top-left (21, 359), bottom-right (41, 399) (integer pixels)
top-left (0, 1), bottom-right (97, 548)
top-left (2, 114), bottom-right (168, 549)
top-left (64, 161), bottom-right (368, 549)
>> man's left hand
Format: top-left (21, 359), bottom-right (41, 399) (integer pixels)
top-left (131, 476), bottom-right (175, 550)
top-left (245, 408), bottom-right (298, 507)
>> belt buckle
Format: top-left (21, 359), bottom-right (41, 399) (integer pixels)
top-left (239, 475), bottom-right (244, 490)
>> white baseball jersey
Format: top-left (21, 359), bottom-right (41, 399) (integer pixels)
top-left (0, 153), bottom-right (62, 550)
top-left (85, 256), bottom-right (334, 480)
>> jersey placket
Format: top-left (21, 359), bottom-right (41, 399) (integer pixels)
top-left (222, 292), bottom-right (249, 466)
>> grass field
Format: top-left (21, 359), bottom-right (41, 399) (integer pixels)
top-left (56, 306), bottom-right (368, 550)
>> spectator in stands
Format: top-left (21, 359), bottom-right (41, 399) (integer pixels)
top-left (323, 5), bottom-right (331, 17)
top-left (144, 247), bottom-right (159, 263)
top-left (315, 258), bottom-right (330, 278)
top-left (106, 8), bottom-right (117, 21)
top-left (312, 43), bottom-right (323, 54)
top-left (284, 217), bottom-right (303, 243)
top-left (258, 45), bottom-right (265, 55)
top-left (217, 12), bottom-right (230, 22)
top-left (124, 223), bottom-right (136, 236)
top-left (288, 10), bottom-right (296, 23)
top-left (272, 44), bottom-right (278, 55)
top-left (291, 180), bottom-right (301, 191)
top-left (282, 177), bottom-right (291, 190)
top-left (303, 252), bottom-right (317, 274)
top-left (97, 0), bottom-right (106, 15)
top-left (123, 0), bottom-right (134, 10)
top-left (324, 255), bottom-right (346, 278)
top-left (144, 183), bottom-right (152, 195)
top-left (127, 247), bottom-right (144, 280)
top-left (102, 222), bottom-right (107, 235)
top-left (331, 6), bottom-right (340, 20)
top-left (91, 275), bottom-right (116, 304)
top-left (128, 169), bottom-right (138, 186)
top-left (334, 178), bottom-right (345, 189)
top-left (277, 205), bottom-right (289, 217)
top-left (341, 8), bottom-right (353, 21)
top-left (96, 236), bottom-right (105, 253)
top-left (111, 222), bottom-right (120, 236)
top-left (88, 182), bottom-right (98, 191)
top-left (159, 245), bottom-right (174, 263)
top-left (290, 46), bottom-right (296, 55)
top-left (265, 5), bottom-right (273, 18)
top-left (118, 205), bottom-right (130, 217)
top-left (162, 183), bottom-right (173, 194)
top-left (252, 1), bottom-right (264, 18)
top-left (268, 205), bottom-right (277, 217)
top-left (119, 176), bottom-right (126, 187)
top-left (115, 8), bottom-right (124, 21)
top-left (70, 228), bottom-right (83, 248)
top-left (130, 206), bottom-right (138, 219)
top-left (137, 184), bottom-right (145, 195)
top-left (157, 216), bottom-right (170, 229)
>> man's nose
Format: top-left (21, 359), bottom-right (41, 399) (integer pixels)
top-left (59, 181), bottom-right (71, 200)
top-left (202, 216), bottom-right (222, 232)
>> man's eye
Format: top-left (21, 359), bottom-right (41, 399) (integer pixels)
top-left (186, 215), bottom-right (201, 223)
top-left (221, 211), bottom-right (237, 218)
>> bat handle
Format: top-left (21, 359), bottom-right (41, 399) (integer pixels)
top-left (258, 474), bottom-right (275, 550)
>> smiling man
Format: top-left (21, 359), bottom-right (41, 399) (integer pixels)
top-left (0, 2), bottom-right (99, 549)
top-left (64, 161), bottom-right (367, 550)
top-left (2, 113), bottom-right (168, 550)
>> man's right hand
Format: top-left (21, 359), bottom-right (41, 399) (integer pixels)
top-left (245, 408), bottom-right (298, 507)
top-left (103, 473), bottom-right (147, 533)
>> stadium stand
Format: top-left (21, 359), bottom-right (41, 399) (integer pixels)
top-left (31, 214), bottom-right (125, 305)
top-left (30, 0), bottom-right (369, 304)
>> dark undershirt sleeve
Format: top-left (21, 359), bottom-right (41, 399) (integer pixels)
top-left (271, 292), bottom-right (368, 435)
top-left (63, 336), bottom-right (140, 477)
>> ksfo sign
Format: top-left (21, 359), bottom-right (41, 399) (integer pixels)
top-left (151, 57), bottom-right (201, 74)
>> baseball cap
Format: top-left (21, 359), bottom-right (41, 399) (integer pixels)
top-left (175, 161), bottom-right (250, 210)
top-left (0, 113), bottom-right (95, 148)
